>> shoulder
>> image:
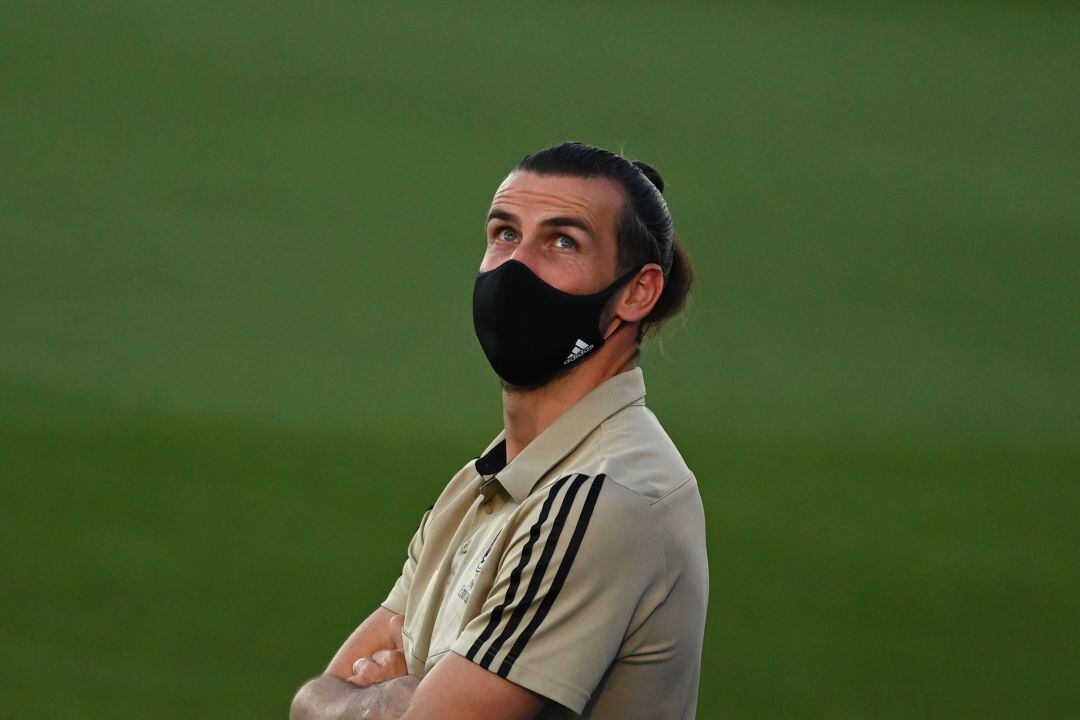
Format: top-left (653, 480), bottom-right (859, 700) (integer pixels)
top-left (564, 404), bottom-right (708, 587)
top-left (509, 468), bottom-right (657, 540)
top-left (500, 469), bottom-right (668, 596)
top-left (588, 404), bottom-right (696, 505)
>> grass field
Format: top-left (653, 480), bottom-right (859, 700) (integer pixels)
top-left (3, 1), bottom-right (1078, 717)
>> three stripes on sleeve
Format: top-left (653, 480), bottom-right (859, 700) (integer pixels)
top-left (465, 473), bottom-right (606, 678)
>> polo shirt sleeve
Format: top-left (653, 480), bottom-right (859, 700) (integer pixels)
top-left (380, 504), bottom-right (434, 616)
top-left (450, 474), bottom-right (666, 715)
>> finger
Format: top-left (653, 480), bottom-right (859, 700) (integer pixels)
top-left (370, 649), bottom-right (408, 679)
top-left (356, 664), bottom-right (382, 686)
top-left (348, 658), bottom-right (380, 687)
top-left (355, 660), bottom-right (383, 687)
top-left (369, 651), bottom-right (406, 677)
top-left (370, 648), bottom-right (394, 666)
top-left (370, 653), bottom-right (405, 684)
top-left (352, 651), bottom-right (408, 686)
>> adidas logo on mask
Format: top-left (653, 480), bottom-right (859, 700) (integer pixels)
top-left (563, 339), bottom-right (595, 365)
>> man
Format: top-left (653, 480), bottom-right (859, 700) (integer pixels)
top-left (292, 141), bottom-right (708, 719)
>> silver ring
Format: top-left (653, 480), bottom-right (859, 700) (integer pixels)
top-left (352, 657), bottom-right (368, 675)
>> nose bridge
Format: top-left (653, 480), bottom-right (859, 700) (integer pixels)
top-left (508, 228), bottom-right (542, 271)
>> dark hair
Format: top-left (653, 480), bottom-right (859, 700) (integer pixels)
top-left (514, 141), bottom-right (694, 342)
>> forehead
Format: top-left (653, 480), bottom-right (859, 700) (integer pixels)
top-left (490, 171), bottom-right (625, 230)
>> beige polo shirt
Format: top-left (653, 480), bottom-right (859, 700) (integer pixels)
top-left (380, 367), bottom-right (709, 719)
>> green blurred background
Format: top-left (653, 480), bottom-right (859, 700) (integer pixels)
top-left (3, 1), bottom-right (1078, 717)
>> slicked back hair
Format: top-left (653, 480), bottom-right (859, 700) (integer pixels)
top-left (514, 141), bottom-right (694, 342)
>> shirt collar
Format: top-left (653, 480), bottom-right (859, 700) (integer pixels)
top-left (473, 366), bottom-right (647, 504)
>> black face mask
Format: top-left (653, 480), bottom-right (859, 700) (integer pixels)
top-left (472, 259), bottom-right (641, 388)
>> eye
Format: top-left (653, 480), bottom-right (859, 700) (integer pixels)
top-left (554, 235), bottom-right (577, 249)
top-left (497, 227), bottom-right (518, 243)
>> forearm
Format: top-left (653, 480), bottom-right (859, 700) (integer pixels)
top-left (291, 675), bottom-right (359, 720)
top-left (291, 674), bottom-right (417, 720)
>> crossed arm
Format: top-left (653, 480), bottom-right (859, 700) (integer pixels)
top-left (290, 606), bottom-right (547, 720)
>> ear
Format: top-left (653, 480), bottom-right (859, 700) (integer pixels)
top-left (611, 263), bottom-right (665, 326)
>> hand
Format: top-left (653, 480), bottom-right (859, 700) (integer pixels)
top-left (348, 647), bottom-right (409, 687)
top-left (347, 612), bottom-right (408, 687)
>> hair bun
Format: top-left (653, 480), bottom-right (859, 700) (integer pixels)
top-left (631, 160), bottom-right (666, 194)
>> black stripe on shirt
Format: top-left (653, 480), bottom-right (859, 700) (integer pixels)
top-left (497, 474), bottom-right (606, 677)
top-left (479, 474), bottom-right (590, 670)
top-left (465, 474), bottom-right (575, 664)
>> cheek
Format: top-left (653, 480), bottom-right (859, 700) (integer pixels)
top-left (542, 262), bottom-right (599, 294)
top-left (561, 258), bottom-right (608, 294)
top-left (479, 244), bottom-right (508, 271)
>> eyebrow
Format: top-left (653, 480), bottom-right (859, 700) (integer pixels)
top-left (486, 208), bottom-right (596, 237)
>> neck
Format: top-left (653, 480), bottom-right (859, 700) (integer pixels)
top-left (501, 334), bottom-right (638, 464)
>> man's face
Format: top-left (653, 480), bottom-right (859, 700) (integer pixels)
top-left (481, 171), bottom-right (624, 294)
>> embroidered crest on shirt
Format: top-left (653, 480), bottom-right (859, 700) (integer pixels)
top-left (457, 533), bottom-right (501, 604)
